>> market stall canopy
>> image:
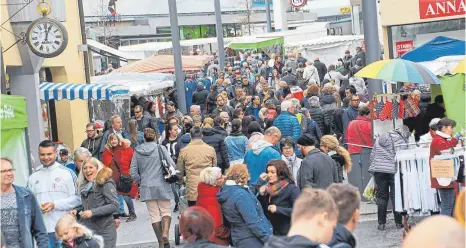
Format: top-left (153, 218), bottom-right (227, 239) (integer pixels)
top-left (453, 58), bottom-right (465, 74)
top-left (227, 36), bottom-right (284, 50)
top-left (400, 36), bottom-right (465, 62)
top-left (86, 39), bottom-right (139, 61)
top-left (39, 82), bottom-right (130, 101)
top-left (115, 55), bottom-right (209, 73)
top-left (118, 37), bottom-right (233, 53)
top-left (355, 59), bottom-right (442, 85)
top-left (417, 55), bottom-right (464, 76)
top-left (91, 72), bottom-right (175, 96)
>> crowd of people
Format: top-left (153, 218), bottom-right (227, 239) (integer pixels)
top-left (1, 48), bottom-right (464, 248)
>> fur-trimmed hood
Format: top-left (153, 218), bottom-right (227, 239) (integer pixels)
top-left (96, 167), bottom-right (113, 185)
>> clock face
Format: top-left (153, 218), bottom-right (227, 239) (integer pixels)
top-left (27, 18), bottom-right (68, 58)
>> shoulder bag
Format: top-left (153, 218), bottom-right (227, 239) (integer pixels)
top-left (156, 142), bottom-right (179, 184)
top-left (112, 156), bottom-right (133, 193)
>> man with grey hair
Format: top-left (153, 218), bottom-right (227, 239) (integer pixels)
top-left (72, 147), bottom-right (92, 174)
top-left (244, 127), bottom-right (282, 183)
top-left (273, 100), bottom-right (302, 155)
top-left (80, 122), bottom-right (103, 159)
top-left (99, 115), bottom-right (130, 155)
top-left (219, 111), bottom-right (232, 134)
top-left (189, 105), bottom-right (202, 118)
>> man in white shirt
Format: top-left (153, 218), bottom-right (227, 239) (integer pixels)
top-left (27, 140), bottom-right (81, 247)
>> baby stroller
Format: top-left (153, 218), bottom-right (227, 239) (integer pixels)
top-left (174, 185), bottom-right (188, 245)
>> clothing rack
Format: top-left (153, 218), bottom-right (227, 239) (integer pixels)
top-left (345, 143), bottom-right (373, 149)
top-left (394, 141), bottom-right (431, 149)
top-left (441, 146), bottom-right (466, 155)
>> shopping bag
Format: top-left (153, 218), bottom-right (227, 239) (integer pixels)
top-left (363, 176), bottom-right (376, 203)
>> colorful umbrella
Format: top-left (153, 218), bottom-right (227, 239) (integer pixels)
top-left (452, 58), bottom-right (465, 74)
top-left (355, 59), bottom-right (442, 84)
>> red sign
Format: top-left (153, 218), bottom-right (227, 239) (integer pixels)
top-left (290, 0), bottom-right (307, 8)
top-left (419, 0), bottom-right (466, 19)
top-left (396, 41), bottom-right (414, 57)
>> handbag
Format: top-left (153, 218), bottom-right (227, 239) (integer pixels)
top-left (156, 142), bottom-right (179, 184)
top-left (112, 156), bottom-right (133, 193)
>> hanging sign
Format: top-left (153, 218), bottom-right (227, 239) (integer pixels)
top-left (419, 0), bottom-right (466, 19)
top-left (396, 40), bottom-right (414, 57)
top-left (340, 7), bottom-right (352, 14)
top-left (431, 160), bottom-right (454, 178)
top-left (290, 0), bottom-right (307, 8)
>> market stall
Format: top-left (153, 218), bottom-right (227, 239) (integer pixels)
top-left (39, 82), bottom-right (130, 140)
top-left (115, 55), bottom-right (209, 74)
top-left (227, 36), bottom-right (284, 56)
top-left (0, 94), bottom-right (30, 186)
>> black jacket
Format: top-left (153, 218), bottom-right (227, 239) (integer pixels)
top-left (308, 106), bottom-right (330, 135)
top-left (192, 89), bottom-right (209, 109)
top-left (253, 180), bottom-right (300, 236)
top-left (298, 149), bottom-right (339, 190)
top-left (206, 92), bottom-right (219, 114)
top-left (281, 73), bottom-right (298, 86)
top-left (202, 128), bottom-right (229, 172)
top-left (327, 223), bottom-right (356, 248)
top-left (313, 60), bottom-right (327, 82)
top-left (175, 133), bottom-right (191, 158)
top-left (81, 133), bottom-right (103, 159)
top-left (264, 235), bottom-right (323, 248)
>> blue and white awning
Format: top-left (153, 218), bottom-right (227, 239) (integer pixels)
top-left (39, 82), bottom-right (129, 101)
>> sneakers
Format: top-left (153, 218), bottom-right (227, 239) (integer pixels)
top-left (126, 213), bottom-right (138, 222)
top-left (119, 212), bottom-right (130, 218)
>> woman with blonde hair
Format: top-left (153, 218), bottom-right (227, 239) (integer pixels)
top-left (196, 167), bottom-right (230, 245)
top-left (71, 157), bottom-right (119, 247)
top-left (56, 214), bottom-right (104, 248)
top-left (320, 135), bottom-right (352, 182)
top-left (217, 164), bottom-right (272, 248)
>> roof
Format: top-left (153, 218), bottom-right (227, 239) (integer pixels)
top-left (115, 55), bottom-right (209, 73)
top-left (119, 37), bottom-right (233, 53)
top-left (285, 35), bottom-right (364, 48)
top-left (91, 72), bottom-right (175, 95)
top-left (86, 39), bottom-right (139, 60)
top-left (400, 36), bottom-right (466, 63)
top-left (227, 36), bottom-right (285, 50)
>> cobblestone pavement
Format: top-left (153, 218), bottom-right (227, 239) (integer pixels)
top-left (117, 200), bottom-right (421, 248)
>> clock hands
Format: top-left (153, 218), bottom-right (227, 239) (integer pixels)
top-left (44, 23), bottom-right (53, 42)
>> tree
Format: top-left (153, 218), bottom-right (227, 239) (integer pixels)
top-left (90, 0), bottom-right (118, 47)
top-left (237, 0), bottom-right (253, 36)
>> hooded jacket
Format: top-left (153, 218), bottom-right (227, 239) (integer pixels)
top-left (244, 140), bottom-right (281, 184)
top-left (369, 126), bottom-right (411, 174)
top-left (327, 223), bottom-right (356, 248)
top-left (130, 142), bottom-right (174, 201)
top-left (217, 181), bottom-right (273, 246)
top-left (345, 116), bottom-right (373, 154)
top-left (202, 128), bottom-right (230, 173)
top-left (61, 226), bottom-right (104, 248)
top-left (264, 235), bottom-right (325, 248)
top-left (309, 106), bottom-right (330, 135)
top-left (81, 133), bottom-right (104, 159)
top-left (298, 148), bottom-right (339, 190)
top-left (79, 167), bottom-right (119, 248)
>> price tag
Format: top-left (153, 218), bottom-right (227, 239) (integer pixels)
top-left (431, 160), bottom-right (454, 178)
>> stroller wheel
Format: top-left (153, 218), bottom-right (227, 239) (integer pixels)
top-left (175, 224), bottom-right (180, 245)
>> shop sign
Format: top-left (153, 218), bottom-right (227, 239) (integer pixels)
top-left (290, 0), bottom-right (307, 8)
top-left (419, 0), bottom-right (466, 19)
top-left (396, 40), bottom-right (414, 57)
top-left (340, 7), bottom-right (352, 14)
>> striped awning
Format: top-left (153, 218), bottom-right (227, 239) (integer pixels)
top-left (39, 82), bottom-right (129, 101)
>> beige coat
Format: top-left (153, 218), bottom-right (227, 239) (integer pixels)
top-left (177, 139), bottom-right (217, 201)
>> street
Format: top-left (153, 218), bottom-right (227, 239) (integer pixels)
top-left (116, 199), bottom-right (409, 248)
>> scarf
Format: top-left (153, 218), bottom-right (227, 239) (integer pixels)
top-left (79, 181), bottom-right (94, 196)
top-left (265, 180), bottom-right (289, 197)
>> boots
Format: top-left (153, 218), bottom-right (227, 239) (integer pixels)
top-left (151, 222), bottom-right (164, 248)
top-left (161, 216), bottom-right (172, 248)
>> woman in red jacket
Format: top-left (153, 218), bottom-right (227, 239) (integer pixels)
top-left (102, 133), bottom-right (138, 221)
top-left (197, 167), bottom-right (230, 246)
top-left (345, 106), bottom-right (373, 154)
top-left (430, 118), bottom-right (458, 216)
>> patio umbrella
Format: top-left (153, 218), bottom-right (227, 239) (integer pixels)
top-left (355, 59), bottom-right (442, 84)
top-left (452, 58), bottom-right (465, 74)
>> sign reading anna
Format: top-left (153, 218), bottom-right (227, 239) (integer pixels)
top-left (419, 0), bottom-right (466, 19)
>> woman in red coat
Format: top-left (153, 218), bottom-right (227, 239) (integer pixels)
top-left (429, 118), bottom-right (458, 216)
top-left (102, 133), bottom-right (138, 221)
top-left (197, 167), bottom-right (230, 246)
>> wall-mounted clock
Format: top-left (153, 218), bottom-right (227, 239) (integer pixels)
top-left (26, 17), bottom-right (68, 58)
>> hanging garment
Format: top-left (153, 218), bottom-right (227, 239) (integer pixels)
top-left (398, 99), bottom-right (405, 119)
top-left (375, 98), bottom-right (385, 118)
top-left (379, 99), bottom-right (394, 121)
top-left (369, 98), bottom-right (378, 120)
top-left (392, 97), bottom-right (400, 120)
top-left (404, 97), bottom-right (421, 118)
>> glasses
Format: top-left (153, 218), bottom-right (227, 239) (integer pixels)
top-left (1, 169), bottom-right (15, 174)
top-left (85, 130), bottom-right (95, 132)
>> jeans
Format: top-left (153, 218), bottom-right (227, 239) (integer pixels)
top-left (438, 188), bottom-right (456, 216)
top-left (118, 195), bottom-right (135, 214)
top-left (374, 172), bottom-right (402, 224)
top-left (48, 232), bottom-right (60, 248)
top-left (171, 183), bottom-right (179, 205)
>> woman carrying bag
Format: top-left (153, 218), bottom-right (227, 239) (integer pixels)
top-left (130, 128), bottom-right (176, 248)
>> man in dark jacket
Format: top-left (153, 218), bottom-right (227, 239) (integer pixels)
top-left (342, 95), bottom-right (360, 136)
top-left (202, 127), bottom-right (229, 173)
top-left (81, 123), bottom-right (104, 159)
top-left (206, 85), bottom-right (219, 115)
top-left (166, 87), bottom-right (178, 108)
top-left (0, 158), bottom-right (49, 248)
top-left (191, 83), bottom-right (209, 113)
top-left (281, 67), bottom-right (298, 86)
top-left (162, 102), bottom-right (183, 123)
top-left (263, 188), bottom-right (338, 248)
top-left (133, 105), bottom-right (158, 132)
top-left (351, 47), bottom-right (366, 67)
top-left (313, 56), bottom-right (327, 83)
top-left (308, 96), bottom-right (330, 135)
top-left (241, 75), bottom-right (257, 96)
top-left (297, 134), bottom-right (338, 189)
top-left (327, 183), bottom-right (360, 248)
top-left (212, 95), bottom-right (234, 118)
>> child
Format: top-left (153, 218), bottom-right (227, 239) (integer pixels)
top-left (55, 214), bottom-right (104, 248)
top-left (263, 188), bottom-right (339, 248)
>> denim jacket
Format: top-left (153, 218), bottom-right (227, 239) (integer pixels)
top-left (224, 135), bottom-right (249, 162)
top-left (13, 184), bottom-right (49, 248)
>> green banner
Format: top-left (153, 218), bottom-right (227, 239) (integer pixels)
top-left (0, 128), bottom-right (29, 186)
top-left (439, 74), bottom-right (466, 131)
top-left (0, 94), bottom-right (28, 130)
top-left (228, 37), bottom-right (284, 50)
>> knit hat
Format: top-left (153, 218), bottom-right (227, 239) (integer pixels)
top-left (308, 96), bottom-right (320, 107)
top-left (429, 118), bottom-right (441, 129)
top-left (300, 108), bottom-right (309, 115)
top-left (297, 133), bottom-right (317, 146)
